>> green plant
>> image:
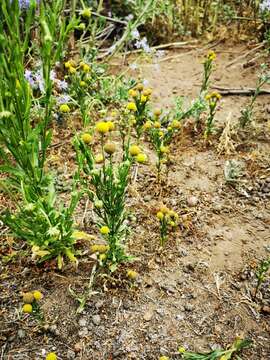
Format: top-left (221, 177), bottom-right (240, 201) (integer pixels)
top-left (239, 64), bottom-right (270, 128)
top-left (75, 122), bottom-right (136, 271)
top-left (0, 0), bottom-right (79, 267)
top-left (127, 84), bottom-right (152, 139)
top-left (204, 92), bottom-right (221, 138)
top-left (180, 337), bottom-right (252, 359)
top-left (156, 205), bottom-right (178, 246)
top-left (201, 51), bottom-right (216, 94)
top-left (254, 257), bottom-right (270, 299)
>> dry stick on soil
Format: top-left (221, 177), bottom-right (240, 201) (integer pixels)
top-left (210, 85), bottom-right (270, 96)
top-left (225, 41), bottom-right (266, 68)
top-left (159, 39), bottom-right (222, 63)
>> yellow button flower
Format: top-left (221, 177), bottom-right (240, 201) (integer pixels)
top-left (91, 244), bottom-right (109, 253)
top-left (127, 269), bottom-right (138, 280)
top-left (143, 121), bottom-right (152, 130)
top-left (96, 121), bottom-right (109, 134)
top-left (100, 226), bottom-right (110, 235)
top-left (129, 145), bottom-right (141, 156)
top-left (128, 89), bottom-right (137, 98)
top-left (22, 292), bottom-right (34, 304)
top-left (156, 211), bottom-right (164, 220)
top-left (143, 88), bottom-right (152, 96)
top-left (127, 102), bottom-right (137, 112)
top-left (154, 109), bottom-right (162, 117)
top-left (154, 121), bottom-right (161, 129)
top-left (46, 353), bottom-right (57, 360)
top-left (68, 66), bottom-right (76, 74)
top-left (178, 347), bottom-right (186, 354)
top-left (99, 253), bottom-right (107, 261)
top-left (22, 304), bottom-right (33, 313)
top-left (136, 83), bottom-right (144, 91)
top-left (80, 80), bottom-right (87, 87)
top-left (81, 133), bottom-right (92, 144)
top-left (136, 153), bottom-right (147, 164)
top-left (81, 8), bottom-right (92, 18)
top-left (160, 145), bottom-right (169, 154)
top-left (81, 63), bottom-right (91, 73)
top-left (95, 154), bottom-right (104, 163)
top-left (107, 121), bottom-right (115, 131)
top-left (171, 119), bottom-right (181, 129)
top-left (141, 95), bottom-right (147, 103)
top-left (207, 50), bottom-right (216, 61)
top-left (59, 104), bottom-right (70, 113)
top-left (104, 142), bottom-right (116, 155)
top-left (33, 290), bottom-right (43, 301)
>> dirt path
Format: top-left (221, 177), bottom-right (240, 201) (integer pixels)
top-left (1, 43), bottom-right (270, 360)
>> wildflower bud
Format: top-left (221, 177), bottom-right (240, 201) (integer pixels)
top-left (156, 211), bottom-right (164, 220)
top-left (68, 66), bottom-right (76, 74)
top-left (81, 7), bottom-right (92, 18)
top-left (178, 347), bottom-right (186, 354)
top-left (160, 205), bottom-right (169, 214)
top-left (136, 83), bottom-right (144, 91)
top-left (107, 121), bottom-right (115, 131)
top-left (22, 304), bottom-right (33, 313)
top-left (127, 269), bottom-right (138, 280)
top-left (141, 95), bottom-right (147, 103)
top-left (129, 145), bottom-right (141, 156)
top-left (46, 353), bottom-right (57, 360)
top-left (81, 133), bottom-right (92, 144)
top-left (95, 154), bottom-right (104, 164)
top-left (136, 153), bottom-right (147, 164)
top-left (94, 200), bottom-right (103, 209)
top-left (100, 226), bottom-right (110, 235)
top-left (171, 119), bottom-right (181, 129)
top-left (59, 104), bottom-right (70, 113)
top-left (143, 88), bottom-right (152, 96)
top-left (96, 121), bottom-right (109, 134)
top-left (128, 89), bottom-right (137, 98)
top-left (77, 23), bottom-right (86, 31)
top-left (154, 109), bottom-right (162, 117)
top-left (154, 121), bottom-right (161, 128)
top-left (104, 142), bottom-right (116, 155)
top-left (22, 292), bottom-right (34, 304)
top-left (81, 63), bottom-right (91, 73)
top-left (127, 102), bottom-right (137, 112)
top-left (33, 290), bottom-right (43, 301)
top-left (80, 80), bottom-right (87, 87)
top-left (91, 244), bottom-right (109, 253)
top-left (143, 121), bottom-right (152, 130)
top-left (159, 357), bottom-right (169, 360)
top-left (160, 145), bottom-right (169, 154)
top-left (99, 253), bottom-right (107, 261)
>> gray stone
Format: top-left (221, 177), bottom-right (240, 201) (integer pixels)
top-left (92, 314), bottom-right (101, 326)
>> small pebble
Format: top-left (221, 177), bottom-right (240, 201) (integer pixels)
top-left (92, 314), bottom-right (101, 326)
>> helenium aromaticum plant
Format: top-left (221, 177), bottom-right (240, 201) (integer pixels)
top-left (0, 0), bottom-right (79, 267)
top-left (254, 257), bottom-right (270, 299)
top-left (201, 50), bottom-right (216, 94)
top-left (156, 205), bottom-right (179, 246)
top-left (204, 92), bottom-right (222, 138)
top-left (75, 121), bottom-right (137, 272)
top-left (126, 83), bottom-right (152, 139)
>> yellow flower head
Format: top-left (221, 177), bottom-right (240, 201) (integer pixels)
top-left (127, 102), bottom-right (137, 112)
top-left (81, 133), bottom-right (92, 144)
top-left (96, 121), bottom-right (110, 134)
top-left (68, 66), bottom-right (76, 74)
top-left (127, 269), bottom-right (138, 280)
top-left (77, 23), bottom-right (86, 31)
top-left (143, 88), bottom-right (152, 97)
top-left (128, 89), bottom-right (137, 98)
top-left (136, 153), bottom-right (147, 164)
top-left (91, 244), bottom-right (109, 253)
top-left (104, 142), bottom-right (116, 155)
top-left (33, 290), bottom-right (43, 301)
top-left (136, 83), bottom-right (144, 91)
top-left (154, 121), bottom-right (161, 129)
top-left (100, 226), bottom-right (110, 235)
top-left (80, 80), bottom-right (87, 87)
top-left (64, 61), bottom-right (72, 69)
top-left (81, 7), bottom-right (92, 18)
top-left (156, 211), bottom-right (164, 220)
top-left (160, 145), bottom-right (169, 154)
top-left (22, 292), bottom-right (34, 304)
top-left (46, 353), bottom-right (57, 360)
top-left (143, 121), bottom-right (152, 130)
top-left (99, 253), bottom-right (107, 261)
top-left (160, 205), bottom-right (169, 214)
top-left (154, 109), bottom-right (162, 117)
top-left (107, 121), bottom-right (115, 131)
top-left (159, 357), bottom-right (169, 360)
top-left (210, 91), bottom-right (221, 100)
top-left (158, 131), bottom-right (164, 138)
top-left (178, 347), bottom-right (186, 354)
top-left (171, 119), bottom-right (181, 129)
top-left (22, 304), bottom-right (33, 313)
top-left (207, 50), bottom-right (216, 61)
top-left (59, 104), bottom-right (70, 113)
top-left (80, 63), bottom-right (91, 73)
top-left (141, 95), bottom-right (147, 103)
top-left (129, 145), bottom-right (141, 156)
top-left (95, 154), bottom-right (104, 164)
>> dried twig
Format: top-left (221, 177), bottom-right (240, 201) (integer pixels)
top-left (225, 42), bottom-right (266, 68)
top-left (211, 85), bottom-right (270, 96)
